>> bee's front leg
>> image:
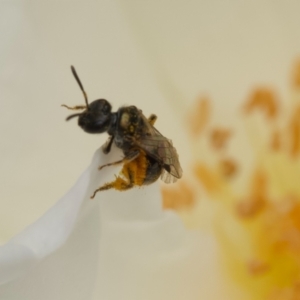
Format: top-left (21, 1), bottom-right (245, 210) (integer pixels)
top-left (102, 136), bottom-right (114, 154)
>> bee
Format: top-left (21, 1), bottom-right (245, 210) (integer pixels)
top-left (63, 66), bottom-right (182, 199)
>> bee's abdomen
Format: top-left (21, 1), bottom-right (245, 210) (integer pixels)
top-left (121, 151), bottom-right (162, 187)
top-left (143, 156), bottom-right (162, 185)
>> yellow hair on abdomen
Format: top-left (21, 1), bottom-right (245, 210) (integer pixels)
top-left (121, 150), bottom-right (148, 186)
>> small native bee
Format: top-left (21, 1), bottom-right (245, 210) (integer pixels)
top-left (63, 66), bottom-right (182, 198)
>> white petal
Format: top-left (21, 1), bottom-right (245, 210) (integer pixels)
top-left (0, 145), bottom-right (122, 285)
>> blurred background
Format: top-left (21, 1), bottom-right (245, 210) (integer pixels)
top-left (2, 1), bottom-right (300, 299)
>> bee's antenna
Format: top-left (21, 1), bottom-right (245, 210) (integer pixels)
top-left (65, 112), bottom-right (83, 121)
top-left (71, 65), bottom-right (89, 108)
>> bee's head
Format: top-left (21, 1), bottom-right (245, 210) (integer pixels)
top-left (63, 66), bottom-right (112, 134)
top-left (72, 99), bottom-right (112, 133)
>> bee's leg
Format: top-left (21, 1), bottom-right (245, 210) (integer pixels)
top-left (98, 150), bottom-right (140, 170)
top-left (61, 104), bottom-right (87, 110)
top-left (91, 152), bottom-right (147, 197)
top-left (148, 114), bottom-right (157, 125)
top-left (90, 176), bottom-right (133, 198)
top-left (102, 136), bottom-right (114, 154)
top-left (91, 163), bottom-right (135, 198)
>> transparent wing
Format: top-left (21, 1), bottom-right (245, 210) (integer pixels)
top-left (161, 169), bottom-right (178, 184)
top-left (136, 114), bottom-right (183, 183)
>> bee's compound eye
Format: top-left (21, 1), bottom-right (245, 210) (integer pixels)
top-left (89, 99), bottom-right (112, 115)
top-left (103, 103), bottom-right (110, 114)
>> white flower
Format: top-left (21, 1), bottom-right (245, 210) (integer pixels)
top-left (0, 145), bottom-right (227, 300)
top-left (3, 0), bottom-right (299, 299)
